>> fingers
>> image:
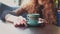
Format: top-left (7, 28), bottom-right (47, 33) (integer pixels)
top-left (14, 20), bottom-right (27, 27)
top-left (14, 16), bottom-right (27, 27)
top-left (20, 18), bottom-right (27, 27)
top-left (23, 22), bottom-right (27, 27)
top-left (38, 18), bottom-right (48, 24)
top-left (38, 18), bottom-right (44, 23)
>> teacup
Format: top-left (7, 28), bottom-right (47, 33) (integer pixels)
top-left (27, 14), bottom-right (40, 26)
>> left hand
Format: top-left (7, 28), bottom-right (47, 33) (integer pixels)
top-left (14, 16), bottom-right (27, 27)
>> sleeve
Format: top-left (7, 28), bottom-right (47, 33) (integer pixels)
top-left (1, 6), bottom-right (27, 22)
top-left (0, 10), bottom-right (16, 21)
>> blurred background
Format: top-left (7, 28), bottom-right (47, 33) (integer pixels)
top-left (0, 0), bottom-right (21, 7)
top-left (0, 0), bottom-right (59, 9)
top-left (0, 0), bottom-right (59, 23)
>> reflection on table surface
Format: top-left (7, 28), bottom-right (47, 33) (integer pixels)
top-left (0, 20), bottom-right (60, 34)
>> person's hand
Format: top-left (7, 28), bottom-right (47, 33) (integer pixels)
top-left (38, 18), bottom-right (44, 23)
top-left (38, 18), bottom-right (48, 24)
top-left (14, 16), bottom-right (27, 27)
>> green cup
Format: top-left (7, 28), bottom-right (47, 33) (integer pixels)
top-left (27, 14), bottom-right (40, 26)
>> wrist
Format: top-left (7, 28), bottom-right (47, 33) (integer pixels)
top-left (5, 14), bottom-right (19, 23)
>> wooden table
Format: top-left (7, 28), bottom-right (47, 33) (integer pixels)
top-left (0, 20), bottom-right (60, 34)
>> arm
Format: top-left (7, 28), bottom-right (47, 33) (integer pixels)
top-left (5, 14), bottom-right (27, 27)
top-left (5, 7), bottom-right (26, 23)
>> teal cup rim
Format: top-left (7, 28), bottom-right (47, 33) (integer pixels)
top-left (27, 14), bottom-right (40, 15)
